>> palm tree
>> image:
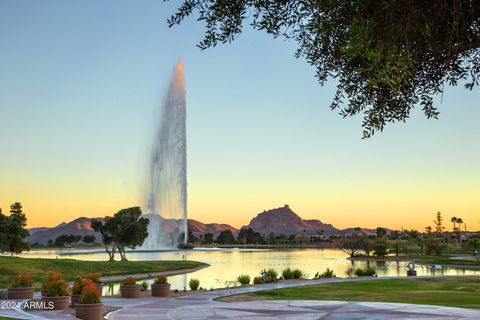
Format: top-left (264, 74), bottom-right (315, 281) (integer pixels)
top-left (451, 217), bottom-right (458, 231)
top-left (457, 218), bottom-right (464, 232)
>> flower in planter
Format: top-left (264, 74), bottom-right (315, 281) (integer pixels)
top-left (11, 273), bottom-right (33, 288)
top-left (79, 281), bottom-right (101, 304)
top-left (72, 276), bottom-right (91, 295)
top-left (84, 272), bottom-right (102, 284)
top-left (123, 277), bottom-right (137, 285)
top-left (45, 277), bottom-right (70, 297)
top-left (7, 273), bottom-right (34, 300)
top-left (42, 271), bottom-right (62, 290)
top-left (154, 275), bottom-right (168, 285)
top-left (76, 282), bottom-right (104, 320)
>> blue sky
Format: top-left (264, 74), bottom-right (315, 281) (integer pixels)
top-left (1, 1), bottom-right (479, 229)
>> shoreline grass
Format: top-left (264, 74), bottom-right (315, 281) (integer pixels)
top-left (218, 277), bottom-right (480, 308)
top-left (415, 255), bottom-right (480, 267)
top-left (0, 256), bottom-right (204, 290)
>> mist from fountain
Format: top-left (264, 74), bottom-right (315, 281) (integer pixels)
top-left (141, 60), bottom-right (187, 249)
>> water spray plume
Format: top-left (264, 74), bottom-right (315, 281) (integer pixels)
top-left (141, 59), bottom-right (187, 249)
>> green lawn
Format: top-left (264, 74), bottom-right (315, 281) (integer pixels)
top-left (0, 256), bottom-right (204, 290)
top-left (416, 255), bottom-right (480, 267)
top-left (223, 278), bottom-right (480, 308)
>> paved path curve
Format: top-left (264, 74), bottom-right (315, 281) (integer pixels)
top-left (108, 275), bottom-right (480, 320)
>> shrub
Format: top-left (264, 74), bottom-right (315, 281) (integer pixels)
top-left (354, 267), bottom-right (376, 277)
top-left (282, 268), bottom-right (293, 280)
top-left (45, 274), bottom-right (70, 297)
top-left (79, 281), bottom-right (101, 304)
top-left (319, 268), bottom-right (335, 278)
top-left (140, 281), bottom-right (148, 292)
top-left (345, 267), bottom-right (355, 278)
top-left (42, 271), bottom-right (63, 289)
top-left (253, 276), bottom-right (264, 284)
top-left (291, 269), bottom-right (304, 279)
top-left (10, 273), bottom-right (33, 288)
top-left (189, 278), bottom-right (200, 290)
top-left (154, 275), bottom-right (168, 285)
top-left (85, 272), bottom-right (102, 284)
top-left (237, 274), bottom-right (250, 285)
top-left (262, 269), bottom-right (278, 283)
top-left (123, 277), bottom-right (137, 285)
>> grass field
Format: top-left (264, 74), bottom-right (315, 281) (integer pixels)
top-left (0, 256), bottom-right (204, 290)
top-left (416, 255), bottom-right (480, 267)
top-left (219, 277), bottom-right (480, 308)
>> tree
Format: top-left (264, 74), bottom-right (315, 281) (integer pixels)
top-left (433, 212), bottom-right (445, 234)
top-left (216, 230), bottom-right (235, 244)
top-left (467, 237), bottom-right (480, 253)
top-left (203, 232), bottom-right (214, 244)
top-left (360, 238), bottom-right (374, 256)
top-left (340, 235), bottom-right (364, 258)
top-left (376, 227), bottom-right (387, 238)
top-left (374, 242), bottom-right (388, 258)
top-left (167, 1), bottom-right (480, 138)
top-left (451, 217), bottom-right (459, 231)
top-left (91, 207), bottom-right (149, 261)
top-left (425, 235), bottom-right (447, 255)
top-left (237, 228), bottom-right (263, 244)
top-left (0, 202), bottom-right (30, 255)
top-left (83, 235), bottom-right (96, 244)
top-left (187, 228), bottom-right (197, 243)
top-left (456, 218), bottom-right (464, 232)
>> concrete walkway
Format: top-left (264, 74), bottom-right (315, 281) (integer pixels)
top-left (2, 276), bottom-right (480, 319)
top-left (108, 275), bottom-right (480, 320)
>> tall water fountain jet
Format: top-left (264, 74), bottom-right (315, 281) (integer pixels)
top-left (141, 60), bottom-right (187, 249)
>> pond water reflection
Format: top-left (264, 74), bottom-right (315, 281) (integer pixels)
top-left (19, 248), bottom-right (480, 296)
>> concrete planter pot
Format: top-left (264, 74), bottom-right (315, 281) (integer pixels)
top-left (95, 283), bottom-right (104, 297)
top-left (151, 283), bottom-right (170, 297)
top-left (120, 284), bottom-right (140, 298)
top-left (75, 303), bottom-right (104, 320)
top-left (7, 287), bottom-right (34, 300)
top-left (71, 294), bottom-right (81, 307)
top-left (43, 296), bottom-right (70, 310)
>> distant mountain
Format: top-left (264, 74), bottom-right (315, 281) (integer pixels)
top-left (27, 215), bottom-right (238, 244)
top-left (243, 205), bottom-right (338, 235)
top-left (26, 205), bottom-right (342, 244)
top-left (188, 219), bottom-right (238, 236)
top-left (27, 217), bottom-right (101, 245)
top-left (28, 227), bottom-right (50, 235)
top-left (339, 227), bottom-right (375, 235)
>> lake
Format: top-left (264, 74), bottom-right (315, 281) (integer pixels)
top-left (19, 248), bottom-right (480, 295)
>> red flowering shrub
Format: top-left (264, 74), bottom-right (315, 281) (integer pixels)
top-left (79, 282), bottom-right (101, 304)
top-left (85, 272), bottom-right (102, 284)
top-left (123, 276), bottom-right (137, 285)
top-left (42, 271), bottom-right (62, 290)
top-left (154, 275), bottom-right (168, 284)
top-left (10, 273), bottom-right (33, 288)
